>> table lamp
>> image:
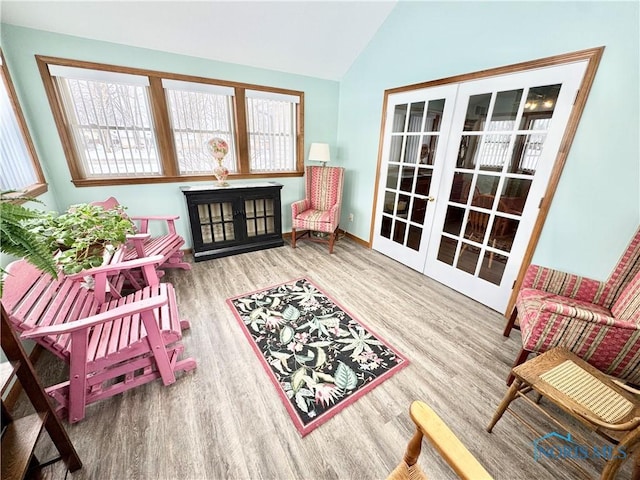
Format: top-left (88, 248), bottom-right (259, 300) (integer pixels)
top-left (308, 143), bottom-right (330, 166)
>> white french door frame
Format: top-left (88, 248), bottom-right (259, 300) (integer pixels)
top-left (369, 47), bottom-right (604, 316)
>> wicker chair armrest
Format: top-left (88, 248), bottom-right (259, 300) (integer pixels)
top-left (522, 265), bottom-right (604, 304)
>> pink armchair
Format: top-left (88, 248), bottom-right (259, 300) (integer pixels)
top-left (291, 166), bottom-right (345, 253)
top-left (505, 227), bottom-right (640, 385)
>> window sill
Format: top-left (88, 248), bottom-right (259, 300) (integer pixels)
top-left (71, 172), bottom-right (304, 187)
top-left (2, 184), bottom-right (49, 203)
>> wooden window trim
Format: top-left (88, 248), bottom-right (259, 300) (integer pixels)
top-left (35, 55), bottom-right (305, 186)
top-left (369, 47), bottom-right (605, 316)
top-left (1, 51), bottom-right (48, 198)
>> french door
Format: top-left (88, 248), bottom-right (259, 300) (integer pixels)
top-left (372, 85), bottom-right (458, 270)
top-left (373, 61), bottom-right (588, 312)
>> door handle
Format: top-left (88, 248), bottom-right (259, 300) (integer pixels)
top-left (427, 196), bottom-right (436, 202)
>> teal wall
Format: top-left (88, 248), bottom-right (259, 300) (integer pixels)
top-left (338, 1), bottom-right (639, 280)
top-left (0, 24), bottom-right (339, 241)
top-left (2, 1), bottom-right (639, 282)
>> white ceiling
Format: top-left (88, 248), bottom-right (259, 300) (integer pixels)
top-left (0, 1), bottom-right (397, 80)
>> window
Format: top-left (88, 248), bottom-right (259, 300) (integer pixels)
top-left (0, 52), bottom-right (47, 196)
top-left (38, 56), bottom-right (304, 186)
top-left (246, 90), bottom-right (299, 173)
top-left (51, 65), bottom-right (160, 178)
top-left (163, 79), bottom-right (237, 175)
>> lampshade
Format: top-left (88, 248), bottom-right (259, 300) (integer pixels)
top-left (308, 143), bottom-right (331, 164)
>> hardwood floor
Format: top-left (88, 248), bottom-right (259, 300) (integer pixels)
top-left (22, 238), bottom-right (631, 479)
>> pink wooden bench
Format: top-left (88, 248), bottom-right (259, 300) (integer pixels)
top-left (1, 256), bottom-right (197, 423)
top-left (91, 197), bottom-right (192, 278)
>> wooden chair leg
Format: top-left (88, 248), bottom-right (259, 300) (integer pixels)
top-left (291, 228), bottom-right (297, 249)
top-left (601, 427), bottom-right (639, 480)
top-left (403, 427), bottom-right (424, 467)
top-left (329, 231), bottom-right (336, 254)
top-left (487, 379), bottom-right (522, 433)
top-left (507, 349), bottom-right (531, 386)
top-left (632, 447), bottom-right (640, 480)
top-left (503, 307), bottom-right (518, 337)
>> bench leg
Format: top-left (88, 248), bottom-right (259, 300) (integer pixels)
top-left (68, 331), bottom-right (89, 423)
top-left (140, 310), bottom-right (176, 386)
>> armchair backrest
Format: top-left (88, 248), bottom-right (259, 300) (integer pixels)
top-left (305, 166), bottom-right (344, 213)
top-left (599, 227), bottom-right (640, 308)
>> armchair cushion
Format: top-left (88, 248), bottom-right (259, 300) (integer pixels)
top-left (518, 288), bottom-right (640, 383)
top-left (292, 208), bottom-right (337, 232)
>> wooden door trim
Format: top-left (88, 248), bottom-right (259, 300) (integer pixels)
top-left (369, 47), bottom-right (605, 316)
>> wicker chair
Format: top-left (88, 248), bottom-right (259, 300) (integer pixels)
top-left (488, 347), bottom-right (639, 480)
top-left (504, 227), bottom-right (640, 385)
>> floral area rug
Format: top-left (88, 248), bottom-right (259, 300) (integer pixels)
top-left (227, 278), bottom-right (409, 436)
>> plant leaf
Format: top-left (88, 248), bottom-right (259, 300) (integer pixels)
top-left (291, 367), bottom-right (306, 393)
top-left (295, 392), bottom-right (309, 413)
top-left (279, 325), bottom-right (295, 344)
top-left (315, 348), bottom-right (327, 368)
top-left (314, 371), bottom-right (334, 383)
top-left (282, 304), bottom-right (300, 321)
top-left (334, 362), bottom-right (358, 391)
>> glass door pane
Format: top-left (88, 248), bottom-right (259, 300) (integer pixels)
top-left (373, 87), bottom-right (458, 272)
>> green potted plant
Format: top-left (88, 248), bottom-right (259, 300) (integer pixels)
top-left (0, 191), bottom-right (58, 295)
top-left (25, 203), bottom-right (136, 274)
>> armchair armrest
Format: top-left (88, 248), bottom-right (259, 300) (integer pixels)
top-left (327, 203), bottom-right (341, 225)
top-left (522, 264), bottom-right (605, 305)
top-left (517, 289), bottom-right (640, 330)
top-left (291, 199), bottom-right (310, 218)
top-left (22, 294), bottom-right (168, 338)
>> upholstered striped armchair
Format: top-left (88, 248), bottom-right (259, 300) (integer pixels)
top-left (505, 227), bottom-right (640, 385)
top-left (291, 166), bottom-right (345, 254)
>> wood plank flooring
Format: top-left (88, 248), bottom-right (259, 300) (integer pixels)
top-left (22, 238), bottom-right (633, 479)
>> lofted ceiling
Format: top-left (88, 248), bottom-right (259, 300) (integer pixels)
top-left (0, 1), bottom-right (398, 80)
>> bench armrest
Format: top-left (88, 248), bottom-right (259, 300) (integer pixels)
top-left (66, 254), bottom-right (164, 279)
top-left (22, 294), bottom-right (168, 338)
top-left (129, 216), bottom-right (179, 235)
top-left (129, 215), bottom-right (180, 221)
